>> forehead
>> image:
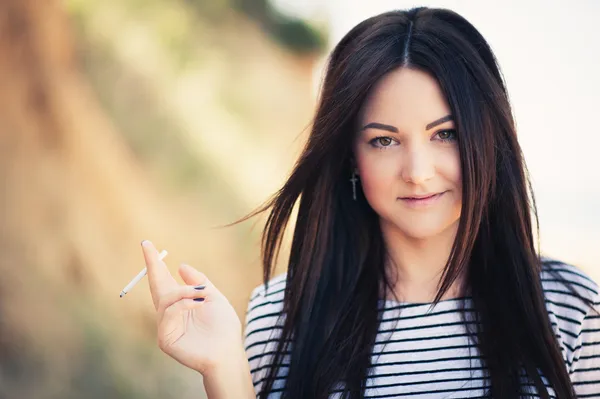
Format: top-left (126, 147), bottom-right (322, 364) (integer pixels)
top-left (358, 67), bottom-right (451, 128)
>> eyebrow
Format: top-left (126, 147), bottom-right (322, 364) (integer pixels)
top-left (361, 114), bottom-right (454, 133)
top-left (426, 114), bottom-right (453, 130)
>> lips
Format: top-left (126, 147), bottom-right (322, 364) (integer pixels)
top-left (401, 193), bottom-right (439, 200)
top-left (398, 191), bottom-right (446, 208)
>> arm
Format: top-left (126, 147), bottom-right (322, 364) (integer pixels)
top-left (202, 342), bottom-right (255, 399)
top-left (570, 301), bottom-right (600, 398)
top-left (202, 283), bottom-right (274, 399)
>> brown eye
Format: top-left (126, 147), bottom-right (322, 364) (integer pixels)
top-left (436, 129), bottom-right (457, 141)
top-left (377, 137), bottom-right (393, 146)
top-left (368, 136), bottom-right (397, 149)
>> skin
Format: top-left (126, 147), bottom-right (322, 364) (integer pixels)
top-left (141, 240), bottom-right (255, 398)
top-left (353, 67), bottom-right (464, 303)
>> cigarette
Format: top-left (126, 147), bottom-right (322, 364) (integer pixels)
top-left (120, 249), bottom-right (168, 298)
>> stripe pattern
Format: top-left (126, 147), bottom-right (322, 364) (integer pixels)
top-left (244, 262), bottom-right (600, 398)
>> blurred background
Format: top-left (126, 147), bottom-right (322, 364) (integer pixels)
top-left (0, 0), bottom-right (597, 398)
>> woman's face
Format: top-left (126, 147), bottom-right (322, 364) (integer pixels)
top-left (353, 67), bottom-right (462, 240)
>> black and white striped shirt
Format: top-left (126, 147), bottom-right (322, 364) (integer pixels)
top-left (244, 262), bottom-right (600, 398)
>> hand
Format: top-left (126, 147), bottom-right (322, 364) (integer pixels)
top-left (140, 240), bottom-right (244, 376)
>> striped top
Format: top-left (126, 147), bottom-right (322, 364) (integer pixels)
top-left (243, 261), bottom-right (600, 398)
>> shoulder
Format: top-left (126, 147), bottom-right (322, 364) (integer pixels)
top-left (540, 258), bottom-right (600, 371)
top-left (540, 257), bottom-right (599, 306)
top-left (245, 271), bottom-right (287, 326)
top-left (244, 272), bottom-right (289, 390)
top-left (244, 273), bottom-right (288, 350)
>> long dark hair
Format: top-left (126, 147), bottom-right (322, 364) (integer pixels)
top-left (245, 7), bottom-right (578, 398)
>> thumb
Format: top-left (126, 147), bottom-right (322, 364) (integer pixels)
top-left (178, 263), bottom-right (210, 287)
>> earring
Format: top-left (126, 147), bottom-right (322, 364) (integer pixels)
top-left (350, 171), bottom-right (358, 201)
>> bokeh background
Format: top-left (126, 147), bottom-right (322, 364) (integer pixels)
top-left (0, 0), bottom-right (598, 398)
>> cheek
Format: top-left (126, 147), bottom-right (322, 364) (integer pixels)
top-left (355, 151), bottom-right (397, 201)
top-left (437, 150), bottom-right (462, 213)
top-left (441, 150), bottom-right (462, 190)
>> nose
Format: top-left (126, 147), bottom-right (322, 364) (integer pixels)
top-left (400, 143), bottom-right (435, 184)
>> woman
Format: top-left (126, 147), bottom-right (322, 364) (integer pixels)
top-left (140, 7), bottom-right (600, 399)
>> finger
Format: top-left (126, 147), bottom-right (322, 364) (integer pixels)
top-left (179, 263), bottom-right (212, 288)
top-left (163, 298), bottom-right (206, 317)
top-left (178, 263), bottom-right (223, 301)
top-left (157, 284), bottom-right (207, 315)
top-left (141, 240), bottom-right (177, 308)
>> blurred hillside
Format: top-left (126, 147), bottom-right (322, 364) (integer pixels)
top-left (0, 0), bottom-right (322, 398)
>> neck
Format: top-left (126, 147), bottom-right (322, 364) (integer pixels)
top-left (380, 219), bottom-right (464, 303)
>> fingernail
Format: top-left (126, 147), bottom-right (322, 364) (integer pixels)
top-left (141, 240), bottom-right (152, 247)
top-left (193, 297), bottom-right (205, 302)
top-left (194, 285), bottom-right (206, 290)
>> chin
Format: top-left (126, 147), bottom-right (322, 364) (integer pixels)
top-left (384, 217), bottom-right (460, 241)
top-left (401, 226), bottom-right (449, 240)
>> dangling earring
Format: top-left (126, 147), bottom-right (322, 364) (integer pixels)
top-left (350, 171), bottom-right (359, 201)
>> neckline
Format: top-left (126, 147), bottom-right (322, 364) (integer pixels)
top-left (380, 295), bottom-right (472, 309)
